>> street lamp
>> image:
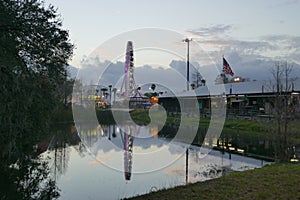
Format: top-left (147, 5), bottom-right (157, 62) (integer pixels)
top-left (183, 38), bottom-right (192, 91)
top-left (108, 85), bottom-right (112, 105)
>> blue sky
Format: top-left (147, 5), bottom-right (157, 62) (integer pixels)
top-left (45, 0), bottom-right (300, 67)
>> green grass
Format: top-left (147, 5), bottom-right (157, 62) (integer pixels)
top-left (127, 163), bottom-right (300, 200)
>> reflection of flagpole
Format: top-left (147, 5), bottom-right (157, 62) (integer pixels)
top-left (186, 148), bottom-right (189, 184)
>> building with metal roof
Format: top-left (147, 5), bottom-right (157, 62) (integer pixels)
top-left (158, 79), bottom-right (300, 117)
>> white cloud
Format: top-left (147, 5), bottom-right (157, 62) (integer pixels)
top-left (74, 27), bottom-right (300, 89)
top-left (270, 0), bottom-right (300, 7)
top-left (189, 25), bottom-right (300, 62)
top-left (76, 57), bottom-right (189, 92)
top-left (184, 25), bottom-right (300, 81)
top-left (188, 25), bottom-right (233, 37)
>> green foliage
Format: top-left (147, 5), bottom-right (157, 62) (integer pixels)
top-left (0, 0), bottom-right (73, 198)
top-left (0, 0), bottom-right (74, 150)
top-left (0, 158), bottom-right (60, 200)
top-left (0, 0), bottom-right (73, 78)
top-left (144, 92), bottom-right (152, 98)
top-left (150, 83), bottom-right (156, 91)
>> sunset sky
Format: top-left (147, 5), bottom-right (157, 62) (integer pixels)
top-left (44, 0), bottom-right (300, 67)
top-left (42, 0), bottom-right (300, 90)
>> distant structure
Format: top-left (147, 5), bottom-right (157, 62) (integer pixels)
top-left (75, 41), bottom-right (150, 108)
top-left (215, 74), bottom-right (249, 84)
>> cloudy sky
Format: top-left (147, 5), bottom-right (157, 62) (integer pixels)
top-left (45, 0), bottom-right (300, 89)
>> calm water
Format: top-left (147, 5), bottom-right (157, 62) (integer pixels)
top-left (41, 124), bottom-right (271, 200)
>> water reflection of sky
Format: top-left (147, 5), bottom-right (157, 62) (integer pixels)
top-left (44, 124), bottom-right (271, 200)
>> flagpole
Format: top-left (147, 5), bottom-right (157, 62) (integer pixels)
top-left (183, 38), bottom-right (192, 91)
top-left (222, 55), bottom-right (225, 76)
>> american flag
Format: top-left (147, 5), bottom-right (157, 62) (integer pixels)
top-left (223, 57), bottom-right (234, 76)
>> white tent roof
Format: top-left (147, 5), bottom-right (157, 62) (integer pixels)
top-left (159, 79), bottom-right (300, 98)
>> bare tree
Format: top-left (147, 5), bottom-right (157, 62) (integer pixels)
top-left (191, 70), bottom-right (206, 88)
top-left (270, 61), bottom-right (298, 162)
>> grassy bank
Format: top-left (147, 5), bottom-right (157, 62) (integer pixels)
top-left (127, 163), bottom-right (300, 200)
top-left (129, 109), bottom-right (300, 142)
top-left (129, 109), bottom-right (270, 136)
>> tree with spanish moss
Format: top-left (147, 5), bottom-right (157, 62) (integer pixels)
top-left (0, 0), bottom-right (73, 198)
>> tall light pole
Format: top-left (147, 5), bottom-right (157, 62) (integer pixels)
top-left (183, 38), bottom-right (192, 91)
top-left (112, 88), bottom-right (117, 104)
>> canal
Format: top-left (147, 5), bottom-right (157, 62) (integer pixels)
top-left (37, 123), bottom-right (271, 200)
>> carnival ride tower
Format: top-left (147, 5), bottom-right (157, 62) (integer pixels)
top-left (122, 41), bottom-right (135, 99)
